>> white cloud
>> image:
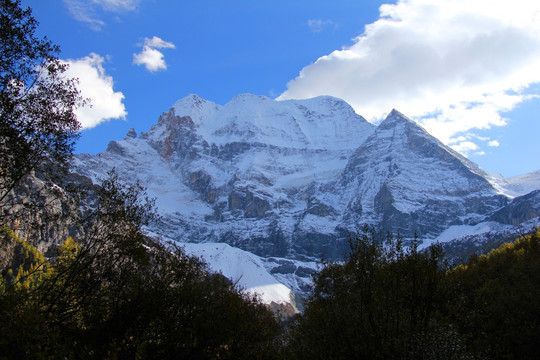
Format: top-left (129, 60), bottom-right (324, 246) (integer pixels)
top-left (308, 19), bottom-right (336, 33)
top-left (63, 0), bottom-right (139, 30)
top-left (279, 0), bottom-right (540, 155)
top-left (64, 53), bottom-right (127, 129)
top-left (133, 36), bottom-right (176, 72)
top-left (446, 133), bottom-right (501, 156)
top-left (63, 0), bottom-right (105, 30)
top-left (92, 0), bottom-right (140, 12)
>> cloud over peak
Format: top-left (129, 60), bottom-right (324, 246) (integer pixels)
top-left (133, 36), bottom-right (176, 73)
top-left (280, 0), bottom-right (540, 156)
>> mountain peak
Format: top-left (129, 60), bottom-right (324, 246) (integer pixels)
top-left (73, 92), bottom-right (516, 298)
top-left (389, 108), bottom-right (406, 118)
top-left (124, 128), bottom-right (137, 139)
top-left (171, 94), bottom-right (221, 125)
top-left (375, 109), bottom-right (445, 150)
top-left (172, 93), bottom-right (207, 109)
top-left (181, 93), bottom-right (205, 103)
top-left (378, 109), bottom-right (417, 129)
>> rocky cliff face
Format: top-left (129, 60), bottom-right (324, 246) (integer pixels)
top-left (0, 167), bottom-right (98, 256)
top-left (73, 94), bottom-right (535, 267)
top-left (488, 190), bottom-right (540, 226)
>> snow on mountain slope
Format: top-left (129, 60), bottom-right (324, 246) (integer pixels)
top-left (419, 189), bottom-right (540, 251)
top-left (173, 94), bottom-right (372, 150)
top-left (488, 170), bottom-right (540, 197)
top-left (73, 94), bottom-right (377, 297)
top-left (74, 94), bottom-right (376, 256)
top-left (74, 135), bottom-right (214, 219)
top-left (171, 94), bottom-right (222, 125)
top-left (487, 190), bottom-right (540, 226)
top-left (181, 242), bottom-right (295, 306)
top-left (424, 216), bottom-right (540, 265)
top-left (419, 221), bottom-right (512, 250)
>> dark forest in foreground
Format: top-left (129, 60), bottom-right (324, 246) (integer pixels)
top-left (2, 213), bottom-right (539, 359)
top-left (1, 0), bottom-right (539, 358)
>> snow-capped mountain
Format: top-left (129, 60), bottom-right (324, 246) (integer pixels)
top-left (329, 109), bottom-right (508, 238)
top-left (489, 170), bottom-right (540, 198)
top-left (75, 94), bottom-right (376, 259)
top-left (73, 94), bottom-right (540, 299)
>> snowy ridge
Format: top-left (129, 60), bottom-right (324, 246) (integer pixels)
top-left (420, 217), bottom-right (540, 265)
top-left (174, 93), bottom-right (373, 150)
top-left (419, 221), bottom-right (512, 250)
top-left (171, 94), bottom-right (222, 125)
top-left (74, 138), bottom-right (214, 218)
top-left (488, 170), bottom-right (540, 198)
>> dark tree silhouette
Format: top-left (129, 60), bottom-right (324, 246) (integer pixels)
top-left (286, 229), bottom-right (472, 360)
top-left (0, 0), bottom-right (82, 206)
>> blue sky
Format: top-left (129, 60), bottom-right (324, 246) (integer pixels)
top-left (22, 0), bottom-right (540, 177)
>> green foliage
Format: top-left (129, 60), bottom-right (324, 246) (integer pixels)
top-left (0, 225), bottom-right (51, 292)
top-left (0, 226), bottom-right (56, 359)
top-left (0, 0), bottom-right (82, 205)
top-left (445, 228), bottom-right (540, 359)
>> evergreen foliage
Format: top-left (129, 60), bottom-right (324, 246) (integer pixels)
top-left (0, 225), bottom-right (55, 359)
top-left (444, 229), bottom-right (540, 359)
top-left (0, 225), bottom-right (51, 292)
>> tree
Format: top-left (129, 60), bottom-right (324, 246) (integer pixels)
top-left (286, 229), bottom-right (470, 360)
top-left (444, 228), bottom-right (540, 359)
top-left (68, 172), bottom-right (280, 359)
top-left (0, 172), bottom-right (281, 359)
top-left (0, 0), bottom-right (82, 206)
top-left (0, 225), bottom-right (56, 359)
